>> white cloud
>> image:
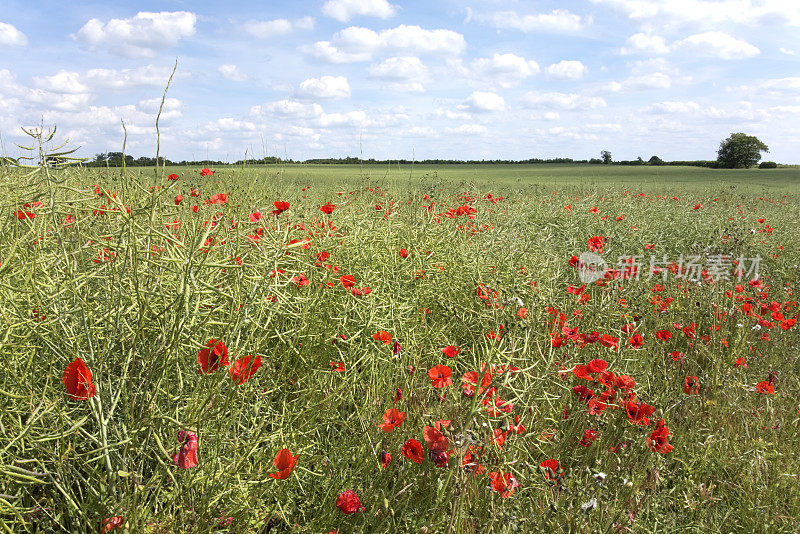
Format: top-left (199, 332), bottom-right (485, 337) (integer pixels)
top-left (780, 47), bottom-right (796, 55)
top-left (322, 0), bottom-right (397, 22)
top-left (243, 17), bottom-right (314, 38)
top-left (647, 101), bottom-right (701, 114)
top-left (218, 64), bottom-right (248, 82)
top-left (621, 33), bottom-right (670, 55)
top-left (85, 65), bottom-right (183, 90)
top-left (32, 70), bottom-right (89, 94)
top-left (673, 31), bottom-right (759, 59)
top-left (251, 99), bottom-right (324, 119)
top-left (74, 11), bottom-right (196, 58)
top-left (0, 22), bottom-right (27, 46)
top-left (297, 76), bottom-right (351, 99)
top-left (618, 72), bottom-right (673, 90)
top-left (448, 124), bottom-right (488, 135)
top-left (588, 0), bottom-right (800, 27)
top-left (369, 57), bottom-right (429, 92)
top-left (431, 107), bottom-right (471, 120)
top-left (470, 53), bottom-right (540, 87)
top-left (304, 25), bottom-right (466, 63)
top-left (461, 91), bottom-right (505, 112)
top-left (546, 60), bottom-right (587, 80)
top-left (488, 9), bottom-right (587, 33)
top-left (728, 77), bottom-right (800, 98)
top-left (522, 91), bottom-right (607, 110)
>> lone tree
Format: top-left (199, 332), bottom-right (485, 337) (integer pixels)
top-left (716, 133), bottom-right (768, 169)
top-left (600, 150), bottom-right (612, 164)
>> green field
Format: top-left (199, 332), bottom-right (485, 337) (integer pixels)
top-left (1, 161), bottom-right (799, 532)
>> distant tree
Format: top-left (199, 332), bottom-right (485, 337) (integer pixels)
top-left (648, 155), bottom-right (664, 166)
top-left (600, 150), bottom-right (612, 164)
top-left (759, 161), bottom-right (777, 169)
top-left (589, 158), bottom-right (603, 164)
top-left (716, 133), bottom-right (768, 169)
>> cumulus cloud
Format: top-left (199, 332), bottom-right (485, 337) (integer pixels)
top-left (588, 0), bottom-right (800, 27)
top-left (460, 91), bottom-right (505, 112)
top-left (304, 25), bottom-right (466, 63)
top-left (369, 56), bottom-right (429, 92)
top-left (74, 11), bottom-right (196, 58)
top-left (647, 101), bottom-right (702, 114)
top-left (33, 70), bottom-right (90, 94)
top-left (244, 17), bottom-right (314, 38)
top-left (487, 9), bottom-right (587, 33)
top-left (673, 31), bottom-right (759, 59)
top-left (546, 60), bottom-right (587, 80)
top-left (218, 64), bottom-right (247, 82)
top-left (251, 99), bottom-right (324, 119)
top-left (522, 91), bottom-right (607, 110)
top-left (83, 65), bottom-right (184, 90)
top-left (470, 53), bottom-right (539, 87)
top-left (728, 77), bottom-right (800, 98)
top-left (0, 22), bottom-right (27, 46)
top-left (621, 33), bottom-right (670, 55)
top-left (296, 76), bottom-right (351, 99)
top-left (322, 0), bottom-right (397, 22)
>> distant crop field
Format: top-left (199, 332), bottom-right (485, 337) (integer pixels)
top-left (1, 160), bottom-right (799, 532)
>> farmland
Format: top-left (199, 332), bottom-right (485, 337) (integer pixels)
top-left (1, 161), bottom-right (799, 533)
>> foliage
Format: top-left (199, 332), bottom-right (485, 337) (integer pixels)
top-left (716, 133), bottom-right (769, 169)
top-left (0, 160), bottom-right (799, 533)
top-left (601, 150), bottom-right (612, 164)
top-left (759, 161), bottom-right (778, 169)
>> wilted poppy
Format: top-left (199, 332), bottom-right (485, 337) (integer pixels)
top-left (489, 471), bottom-right (519, 498)
top-left (378, 408), bottom-right (406, 432)
top-left (172, 430), bottom-right (199, 469)
top-left (379, 450), bottom-right (391, 469)
top-left (428, 365), bottom-right (452, 388)
top-left (198, 339), bottom-right (229, 374)
top-left (401, 438), bottom-right (424, 464)
top-left (229, 354), bottom-right (261, 385)
top-left (336, 490), bottom-right (365, 514)
top-left (62, 358), bottom-right (96, 400)
top-left (268, 448), bottom-right (299, 480)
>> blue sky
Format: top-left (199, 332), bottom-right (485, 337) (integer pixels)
top-left (1, 0), bottom-right (798, 162)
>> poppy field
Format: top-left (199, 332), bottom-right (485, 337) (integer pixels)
top-left (1, 160), bottom-right (799, 533)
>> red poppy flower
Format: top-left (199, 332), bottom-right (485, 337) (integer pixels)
top-left (401, 438), bottom-right (424, 464)
top-left (330, 361), bottom-right (345, 372)
top-left (172, 430), bottom-right (199, 468)
top-left (16, 210), bottom-right (36, 220)
top-left (319, 202), bottom-right (336, 215)
top-left (489, 471), bottom-right (519, 498)
top-left (587, 236), bottom-right (606, 253)
top-left (578, 428), bottom-right (599, 447)
top-left (174, 194), bottom-right (183, 205)
top-left (599, 334), bottom-right (619, 350)
top-left (441, 345), bottom-right (461, 358)
top-left (516, 307), bottom-right (528, 319)
top-left (249, 211), bottom-right (262, 222)
top-left (229, 354), bottom-right (261, 385)
top-left (428, 365), bottom-right (453, 388)
top-left (539, 459), bottom-right (564, 485)
top-left (586, 359), bottom-right (607, 373)
top-left (462, 369), bottom-right (492, 396)
top-left (646, 419), bottom-right (674, 454)
top-left (268, 448), bottom-right (299, 479)
top-left (625, 401), bottom-right (655, 425)
top-left (102, 517), bottom-right (125, 532)
top-left (755, 381), bottom-right (775, 394)
top-left (628, 333), bottom-right (644, 348)
top-left (683, 375), bottom-right (699, 395)
top-left (378, 408), bottom-right (406, 432)
top-left (167, 173), bottom-right (179, 181)
top-left (734, 357), bottom-right (747, 368)
top-left (655, 329), bottom-right (672, 341)
top-left (197, 339), bottom-right (229, 374)
top-left (200, 167), bottom-right (214, 176)
top-left (379, 450), bottom-right (391, 469)
top-left (340, 275), bottom-right (355, 289)
top-left (373, 330), bottom-right (392, 344)
top-left (398, 248), bottom-right (409, 258)
top-left (272, 201), bottom-right (290, 216)
top-left (491, 428), bottom-right (507, 449)
top-left (336, 490), bottom-right (365, 514)
top-left (62, 358), bottom-right (96, 400)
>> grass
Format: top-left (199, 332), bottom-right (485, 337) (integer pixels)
top-left (1, 158), bottom-right (798, 533)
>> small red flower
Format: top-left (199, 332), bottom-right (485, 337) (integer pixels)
top-left (398, 248), bottom-right (409, 258)
top-left (734, 356), bottom-right (747, 368)
top-left (539, 459), bottom-right (564, 485)
top-left (249, 211), bottom-right (262, 222)
top-left (197, 339), bottom-right (229, 374)
top-left (378, 408), bottom-right (406, 432)
top-left (174, 194), bottom-right (183, 205)
top-left (319, 202), bottom-right (336, 215)
top-left (683, 375), bottom-right (699, 395)
top-left (373, 330), bottom-right (392, 344)
top-left (330, 361), bottom-right (345, 372)
top-left (62, 358), bottom-right (96, 400)
top-left (272, 201), bottom-right (290, 215)
top-left (755, 380), bottom-right (775, 394)
top-left (625, 401), bottom-right (655, 425)
top-left (172, 430), bottom-right (199, 468)
top-left (516, 307), bottom-right (528, 319)
top-left (200, 167), bottom-right (214, 176)
top-left (379, 450), bottom-right (391, 468)
top-left (268, 448), bottom-right (299, 480)
top-left (655, 329), bottom-right (672, 341)
top-left (167, 173), bottom-right (179, 180)
top-left (336, 490), bottom-right (365, 514)
top-left (428, 365), bottom-right (453, 388)
top-left (229, 354), bottom-right (261, 385)
top-left (340, 275), bottom-right (355, 289)
top-left (441, 345), bottom-right (461, 358)
top-left (401, 438), bottom-right (424, 464)
top-left (102, 516), bottom-right (125, 532)
top-left (489, 471), bottom-right (519, 498)
top-left (646, 419), bottom-right (674, 454)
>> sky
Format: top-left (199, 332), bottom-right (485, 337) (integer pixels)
top-left (1, 0), bottom-right (799, 163)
